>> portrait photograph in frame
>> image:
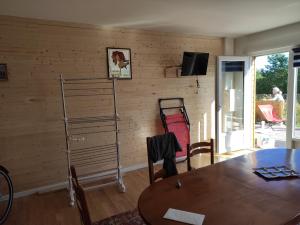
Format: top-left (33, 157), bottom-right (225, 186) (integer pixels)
top-left (107, 48), bottom-right (132, 79)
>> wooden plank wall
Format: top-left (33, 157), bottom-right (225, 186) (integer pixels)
top-left (0, 16), bottom-right (223, 192)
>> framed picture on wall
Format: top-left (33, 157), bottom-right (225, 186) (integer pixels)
top-left (107, 48), bottom-right (132, 79)
top-left (0, 64), bottom-right (8, 81)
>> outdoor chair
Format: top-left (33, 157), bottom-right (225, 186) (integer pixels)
top-left (257, 104), bottom-right (284, 129)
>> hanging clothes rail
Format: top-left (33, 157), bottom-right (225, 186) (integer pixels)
top-left (60, 75), bottom-right (125, 206)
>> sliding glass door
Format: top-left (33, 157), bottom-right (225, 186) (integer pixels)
top-left (286, 48), bottom-right (300, 148)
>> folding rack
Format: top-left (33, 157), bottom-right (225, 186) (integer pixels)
top-left (60, 75), bottom-right (125, 206)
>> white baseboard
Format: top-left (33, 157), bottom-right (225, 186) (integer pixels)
top-left (14, 181), bottom-right (68, 198)
top-left (13, 162), bottom-right (149, 199)
top-left (121, 162), bottom-right (148, 173)
top-left (14, 157), bottom-right (187, 199)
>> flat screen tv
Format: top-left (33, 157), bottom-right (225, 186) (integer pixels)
top-left (181, 52), bottom-right (209, 76)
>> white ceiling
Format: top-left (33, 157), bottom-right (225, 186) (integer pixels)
top-left (1, 0), bottom-right (300, 37)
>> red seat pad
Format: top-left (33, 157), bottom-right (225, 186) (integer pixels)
top-left (258, 104), bottom-right (284, 123)
top-left (165, 113), bottom-right (190, 158)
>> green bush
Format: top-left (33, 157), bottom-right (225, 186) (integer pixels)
top-left (256, 53), bottom-right (288, 95)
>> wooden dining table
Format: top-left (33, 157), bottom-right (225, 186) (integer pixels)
top-left (138, 148), bottom-right (300, 225)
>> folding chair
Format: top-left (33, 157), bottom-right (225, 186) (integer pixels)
top-left (257, 104), bottom-right (284, 129)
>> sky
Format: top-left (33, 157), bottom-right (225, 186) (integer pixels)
top-left (255, 52), bottom-right (289, 70)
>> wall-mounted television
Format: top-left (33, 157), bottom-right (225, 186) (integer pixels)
top-left (181, 52), bottom-right (209, 76)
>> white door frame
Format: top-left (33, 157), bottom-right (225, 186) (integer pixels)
top-left (286, 50), bottom-right (296, 148)
top-left (216, 56), bottom-right (252, 153)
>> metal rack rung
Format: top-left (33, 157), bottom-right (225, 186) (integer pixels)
top-left (64, 77), bottom-right (108, 81)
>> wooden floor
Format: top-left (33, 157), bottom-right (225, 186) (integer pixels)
top-left (6, 150), bottom-right (255, 225)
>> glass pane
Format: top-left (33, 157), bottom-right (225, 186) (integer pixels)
top-left (222, 61), bottom-right (244, 132)
top-left (295, 68), bottom-right (300, 138)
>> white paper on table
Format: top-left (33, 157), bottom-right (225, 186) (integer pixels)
top-left (163, 208), bottom-right (205, 225)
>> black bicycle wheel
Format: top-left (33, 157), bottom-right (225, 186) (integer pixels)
top-left (0, 168), bottom-right (13, 225)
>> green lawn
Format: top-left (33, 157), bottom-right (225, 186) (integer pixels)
top-left (283, 102), bottom-right (300, 126)
top-left (296, 103), bottom-right (300, 127)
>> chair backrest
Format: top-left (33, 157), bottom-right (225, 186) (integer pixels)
top-left (258, 104), bottom-right (284, 122)
top-left (258, 104), bottom-right (275, 122)
top-left (146, 137), bottom-right (166, 184)
top-left (283, 213), bottom-right (300, 225)
top-left (187, 139), bottom-right (214, 171)
top-left (70, 165), bottom-right (92, 225)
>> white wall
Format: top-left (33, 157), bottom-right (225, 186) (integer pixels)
top-left (224, 38), bottom-right (234, 56)
top-left (235, 22), bottom-right (300, 56)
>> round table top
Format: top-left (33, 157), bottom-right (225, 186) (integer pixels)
top-left (138, 148), bottom-right (300, 225)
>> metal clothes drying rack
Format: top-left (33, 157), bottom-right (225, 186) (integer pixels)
top-left (60, 75), bottom-right (125, 206)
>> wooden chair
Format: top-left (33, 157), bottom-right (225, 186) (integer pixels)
top-left (146, 137), bottom-right (178, 184)
top-left (147, 137), bottom-right (165, 184)
top-left (283, 213), bottom-right (300, 225)
top-left (187, 139), bottom-right (214, 171)
top-left (70, 165), bottom-right (79, 187)
top-left (70, 165), bottom-right (146, 225)
top-left (70, 165), bottom-right (93, 225)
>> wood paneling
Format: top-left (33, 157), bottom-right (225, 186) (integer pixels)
top-left (0, 15), bottom-right (223, 192)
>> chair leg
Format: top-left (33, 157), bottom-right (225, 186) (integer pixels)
top-left (210, 139), bottom-right (214, 165)
top-left (147, 154), bottom-right (154, 185)
top-left (187, 144), bottom-right (192, 171)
